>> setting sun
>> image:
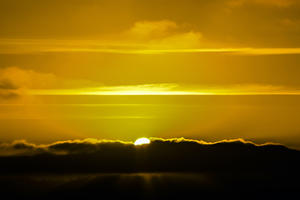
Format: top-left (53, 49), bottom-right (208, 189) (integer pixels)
top-left (1, 0), bottom-right (300, 198)
top-left (134, 138), bottom-right (151, 146)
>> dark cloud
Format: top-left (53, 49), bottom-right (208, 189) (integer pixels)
top-left (0, 78), bottom-right (20, 99)
top-left (0, 90), bottom-right (19, 99)
top-left (0, 138), bottom-right (299, 173)
top-left (0, 79), bottom-right (18, 90)
top-left (1, 138), bottom-right (299, 198)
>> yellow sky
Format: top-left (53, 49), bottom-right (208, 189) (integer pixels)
top-left (0, 0), bottom-right (300, 148)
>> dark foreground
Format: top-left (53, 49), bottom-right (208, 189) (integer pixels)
top-left (1, 172), bottom-right (299, 199)
top-left (1, 138), bottom-right (300, 199)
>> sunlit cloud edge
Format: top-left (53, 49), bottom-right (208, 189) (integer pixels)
top-left (26, 83), bottom-right (300, 96)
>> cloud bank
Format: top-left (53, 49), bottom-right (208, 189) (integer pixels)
top-left (0, 137), bottom-right (299, 199)
top-left (0, 137), bottom-right (299, 173)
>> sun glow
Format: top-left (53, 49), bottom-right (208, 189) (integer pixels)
top-left (134, 138), bottom-right (151, 146)
top-left (27, 83), bottom-right (300, 96)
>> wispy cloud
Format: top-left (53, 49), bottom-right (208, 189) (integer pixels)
top-left (1, 67), bottom-right (300, 96)
top-left (1, 39), bottom-right (300, 55)
top-left (228, 0), bottom-right (296, 7)
top-left (1, 20), bottom-right (300, 55)
top-left (28, 83), bottom-right (300, 96)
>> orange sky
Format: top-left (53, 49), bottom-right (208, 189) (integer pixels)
top-left (0, 0), bottom-right (300, 148)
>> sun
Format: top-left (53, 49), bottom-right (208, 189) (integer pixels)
top-left (134, 137), bottom-right (151, 146)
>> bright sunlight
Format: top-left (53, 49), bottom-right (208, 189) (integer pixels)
top-left (134, 138), bottom-right (151, 146)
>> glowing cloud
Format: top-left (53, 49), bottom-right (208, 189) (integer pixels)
top-left (28, 83), bottom-right (300, 96)
top-left (1, 67), bottom-right (300, 97)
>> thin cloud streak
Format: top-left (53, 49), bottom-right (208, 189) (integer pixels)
top-left (27, 83), bottom-right (300, 96)
top-left (1, 67), bottom-right (299, 96)
top-left (45, 47), bottom-right (300, 55)
top-left (1, 39), bottom-right (300, 55)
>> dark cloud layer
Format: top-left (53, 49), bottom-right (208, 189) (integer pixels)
top-left (1, 138), bottom-right (299, 199)
top-left (0, 138), bottom-right (299, 173)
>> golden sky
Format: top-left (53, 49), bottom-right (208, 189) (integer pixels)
top-left (0, 0), bottom-right (300, 148)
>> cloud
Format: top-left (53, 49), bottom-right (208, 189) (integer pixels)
top-left (0, 79), bottom-right (18, 90)
top-left (0, 20), bottom-right (203, 54)
top-left (0, 66), bottom-right (102, 99)
top-left (0, 81), bottom-right (19, 99)
top-left (0, 66), bottom-right (58, 89)
top-left (0, 69), bottom-right (24, 99)
top-left (41, 47), bottom-right (300, 55)
top-left (1, 137), bottom-right (299, 198)
top-left (0, 138), bottom-right (132, 156)
top-left (1, 20), bottom-right (300, 55)
top-left (124, 20), bottom-right (179, 41)
top-left (28, 83), bottom-right (300, 96)
top-left (0, 137), bottom-right (298, 173)
top-left (228, 0), bottom-right (296, 7)
top-left (2, 40), bottom-right (300, 55)
top-left (122, 20), bottom-right (203, 49)
top-left (0, 137), bottom-right (284, 156)
top-left (0, 67), bottom-right (57, 99)
top-left (1, 68), bottom-right (300, 96)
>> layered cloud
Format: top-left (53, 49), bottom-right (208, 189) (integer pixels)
top-left (28, 82), bottom-right (300, 96)
top-left (0, 137), bottom-right (298, 174)
top-left (1, 138), bottom-right (299, 198)
top-left (0, 138), bottom-right (132, 156)
top-left (0, 137), bottom-right (275, 156)
top-left (1, 19), bottom-right (300, 55)
top-left (0, 20), bottom-right (203, 54)
top-left (0, 66), bottom-right (98, 99)
top-left (1, 0), bottom-right (300, 49)
top-left (1, 66), bottom-right (300, 97)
